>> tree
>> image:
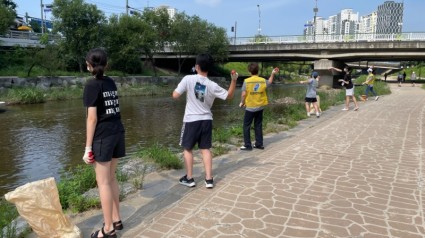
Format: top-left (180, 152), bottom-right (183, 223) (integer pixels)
top-left (52, 0), bottom-right (106, 72)
top-left (0, 3), bottom-right (15, 34)
top-left (1, 0), bottom-right (16, 13)
top-left (25, 45), bottom-right (65, 77)
top-left (139, 8), bottom-right (172, 76)
top-left (103, 14), bottom-right (149, 74)
top-left (169, 12), bottom-right (229, 74)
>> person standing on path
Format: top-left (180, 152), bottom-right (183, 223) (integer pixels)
top-left (300, 71), bottom-right (321, 118)
top-left (403, 71), bottom-right (407, 83)
top-left (397, 72), bottom-right (403, 87)
top-left (172, 53), bottom-right (238, 189)
top-left (411, 71), bottom-right (416, 87)
top-left (330, 66), bottom-right (359, 111)
top-left (239, 63), bottom-right (278, 151)
top-left (83, 48), bottom-right (125, 238)
top-left (362, 68), bottom-right (379, 101)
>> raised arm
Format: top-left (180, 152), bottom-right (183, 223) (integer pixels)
top-left (328, 67), bottom-right (342, 73)
top-left (268, 68), bottom-right (279, 84)
top-left (226, 72), bottom-right (238, 100)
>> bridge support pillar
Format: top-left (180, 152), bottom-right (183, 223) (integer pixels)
top-left (313, 59), bottom-right (345, 88)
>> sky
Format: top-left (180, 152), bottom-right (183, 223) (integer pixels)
top-left (12, 0), bottom-right (425, 37)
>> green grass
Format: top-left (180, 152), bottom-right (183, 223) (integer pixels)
top-left (136, 143), bottom-right (183, 170)
top-left (56, 165), bottom-right (128, 213)
top-left (4, 87), bottom-right (46, 104)
top-left (0, 198), bottom-right (19, 238)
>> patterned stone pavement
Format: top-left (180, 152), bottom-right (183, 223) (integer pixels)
top-left (77, 84), bottom-right (425, 238)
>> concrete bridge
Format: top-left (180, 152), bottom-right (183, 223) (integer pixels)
top-left (157, 32), bottom-right (425, 87)
top-left (2, 31), bottom-right (425, 87)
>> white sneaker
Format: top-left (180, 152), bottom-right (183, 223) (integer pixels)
top-left (307, 113), bottom-right (310, 117)
top-left (375, 96), bottom-right (379, 101)
top-left (342, 108), bottom-right (349, 111)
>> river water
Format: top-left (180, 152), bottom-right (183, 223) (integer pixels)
top-left (0, 85), bottom-right (302, 196)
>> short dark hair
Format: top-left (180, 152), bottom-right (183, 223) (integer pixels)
top-left (344, 66), bottom-right (351, 73)
top-left (248, 62), bottom-right (259, 75)
top-left (86, 48), bottom-right (108, 79)
top-left (196, 53), bottom-right (214, 72)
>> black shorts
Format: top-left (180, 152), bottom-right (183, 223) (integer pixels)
top-left (305, 97), bottom-right (317, 103)
top-left (180, 120), bottom-right (212, 150)
top-left (92, 132), bottom-right (126, 162)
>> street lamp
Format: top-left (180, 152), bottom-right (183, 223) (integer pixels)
top-left (257, 4), bottom-right (261, 35)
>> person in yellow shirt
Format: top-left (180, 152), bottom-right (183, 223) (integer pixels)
top-left (239, 63), bottom-right (278, 150)
top-left (362, 68), bottom-right (379, 101)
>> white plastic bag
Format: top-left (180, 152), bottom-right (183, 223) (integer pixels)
top-left (4, 177), bottom-right (82, 238)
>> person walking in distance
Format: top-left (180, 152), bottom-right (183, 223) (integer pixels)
top-left (300, 72), bottom-right (321, 118)
top-left (411, 71), bottom-right (416, 87)
top-left (172, 53), bottom-right (238, 189)
top-left (363, 68), bottom-right (379, 101)
top-left (397, 72), bottom-right (403, 87)
top-left (83, 48), bottom-right (125, 238)
top-left (330, 66), bottom-right (359, 111)
top-left (239, 63), bottom-right (278, 151)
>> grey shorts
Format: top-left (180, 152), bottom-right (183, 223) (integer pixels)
top-left (92, 132), bottom-right (126, 162)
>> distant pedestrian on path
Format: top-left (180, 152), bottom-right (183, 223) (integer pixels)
top-left (83, 48), bottom-right (125, 238)
top-left (363, 68), bottom-right (379, 101)
top-left (300, 71), bottom-right (320, 118)
top-left (239, 63), bottom-right (278, 151)
top-left (403, 71), bottom-right (407, 83)
top-left (330, 66), bottom-right (359, 111)
top-left (172, 53), bottom-right (238, 189)
top-left (384, 72), bottom-right (387, 82)
top-left (397, 72), bottom-right (403, 87)
top-left (411, 71), bottom-right (416, 87)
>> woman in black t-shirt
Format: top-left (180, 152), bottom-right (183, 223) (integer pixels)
top-left (329, 66), bottom-right (359, 111)
top-left (83, 48), bottom-right (125, 238)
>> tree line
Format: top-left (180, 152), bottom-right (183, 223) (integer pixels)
top-left (0, 0), bottom-right (229, 76)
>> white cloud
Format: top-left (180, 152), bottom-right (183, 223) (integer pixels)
top-left (194, 0), bottom-right (222, 8)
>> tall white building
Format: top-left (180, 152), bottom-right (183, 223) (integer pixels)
top-left (359, 12), bottom-right (377, 34)
top-left (303, 1), bottom-right (403, 36)
top-left (376, 1), bottom-right (404, 33)
top-left (336, 9), bottom-right (359, 35)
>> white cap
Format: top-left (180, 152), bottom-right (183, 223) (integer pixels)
top-left (367, 68), bottom-right (373, 72)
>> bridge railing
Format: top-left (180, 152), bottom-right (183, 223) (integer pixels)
top-left (230, 32), bottom-right (425, 45)
top-left (1, 30), bottom-right (63, 43)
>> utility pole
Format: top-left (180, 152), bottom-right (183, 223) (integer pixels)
top-left (126, 0), bottom-right (129, 15)
top-left (41, 0), bottom-right (44, 34)
top-left (313, 0), bottom-right (318, 42)
top-left (257, 4), bottom-right (261, 35)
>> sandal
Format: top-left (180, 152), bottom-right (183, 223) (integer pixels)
top-left (91, 227), bottom-right (117, 238)
top-left (103, 220), bottom-right (123, 230)
top-left (113, 220), bottom-right (124, 230)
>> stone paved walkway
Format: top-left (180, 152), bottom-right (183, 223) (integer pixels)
top-left (76, 84), bottom-right (425, 238)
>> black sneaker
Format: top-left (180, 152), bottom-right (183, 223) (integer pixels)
top-left (253, 145), bottom-right (264, 150)
top-left (179, 175), bottom-right (195, 187)
top-left (205, 178), bottom-right (214, 189)
top-left (240, 145), bottom-right (253, 151)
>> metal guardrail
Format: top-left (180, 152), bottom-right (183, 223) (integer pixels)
top-left (1, 30), bottom-right (63, 43)
top-left (230, 32), bottom-right (425, 45)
